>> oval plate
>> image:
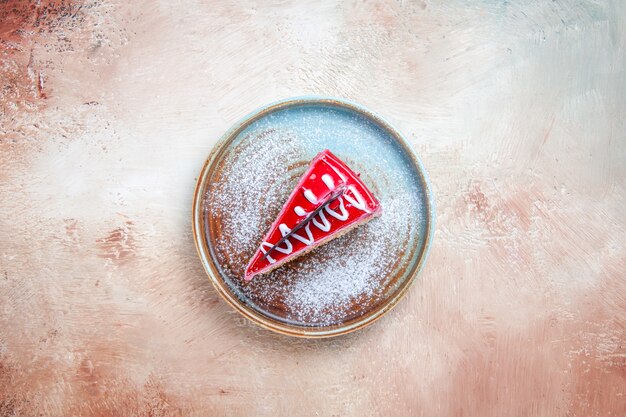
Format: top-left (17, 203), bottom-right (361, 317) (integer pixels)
top-left (192, 97), bottom-right (434, 338)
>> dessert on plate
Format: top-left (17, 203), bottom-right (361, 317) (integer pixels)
top-left (245, 150), bottom-right (382, 281)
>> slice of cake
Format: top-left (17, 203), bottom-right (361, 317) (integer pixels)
top-left (244, 150), bottom-right (382, 281)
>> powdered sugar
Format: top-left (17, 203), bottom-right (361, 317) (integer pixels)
top-left (204, 106), bottom-right (426, 327)
top-left (207, 128), bottom-right (305, 273)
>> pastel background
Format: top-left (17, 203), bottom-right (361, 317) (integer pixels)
top-left (0, 1), bottom-right (624, 416)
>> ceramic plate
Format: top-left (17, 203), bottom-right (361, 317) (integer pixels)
top-left (192, 97), bottom-right (434, 338)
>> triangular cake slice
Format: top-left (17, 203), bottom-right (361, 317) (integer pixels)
top-left (244, 150), bottom-right (382, 281)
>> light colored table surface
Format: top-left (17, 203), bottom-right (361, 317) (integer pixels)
top-left (1, 1), bottom-right (624, 416)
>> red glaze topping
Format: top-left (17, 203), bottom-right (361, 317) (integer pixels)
top-left (245, 150), bottom-right (382, 281)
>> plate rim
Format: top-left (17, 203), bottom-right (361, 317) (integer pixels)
top-left (191, 96), bottom-right (436, 338)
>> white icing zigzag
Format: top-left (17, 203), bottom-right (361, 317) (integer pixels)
top-left (261, 170), bottom-right (369, 262)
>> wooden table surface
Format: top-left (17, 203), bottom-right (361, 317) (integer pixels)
top-left (1, 1), bottom-right (624, 416)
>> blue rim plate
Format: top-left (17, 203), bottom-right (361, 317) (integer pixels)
top-left (192, 97), bottom-right (435, 338)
